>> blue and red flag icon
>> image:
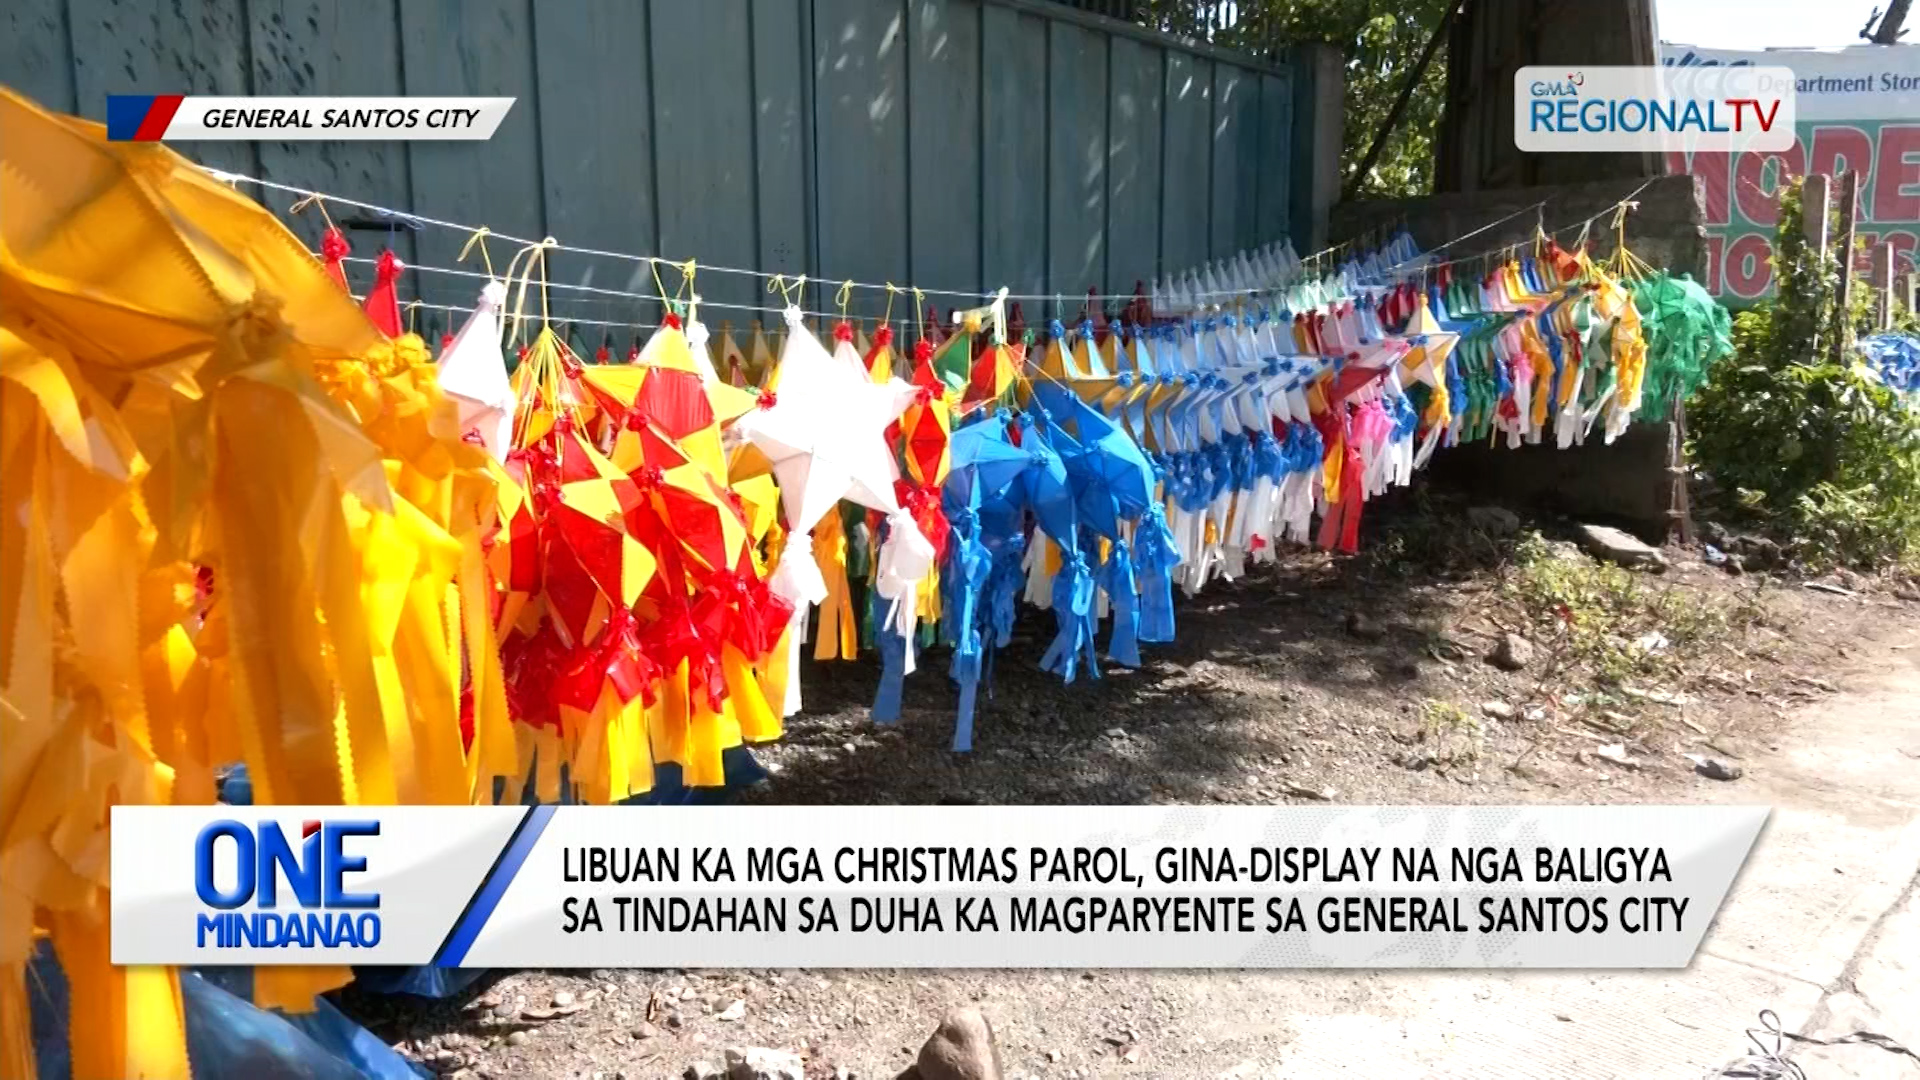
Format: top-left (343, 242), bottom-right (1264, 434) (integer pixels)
top-left (106, 94), bottom-right (186, 141)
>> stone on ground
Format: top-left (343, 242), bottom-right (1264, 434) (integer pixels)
top-left (1467, 506), bottom-right (1521, 537)
top-left (1489, 632), bottom-right (1534, 671)
top-left (913, 1008), bottom-right (1003, 1080)
top-left (1576, 524), bottom-right (1666, 568)
top-left (725, 1045), bottom-right (804, 1080)
top-left (1345, 610), bottom-right (1385, 641)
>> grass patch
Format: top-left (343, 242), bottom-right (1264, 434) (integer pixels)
top-left (1501, 532), bottom-right (1767, 691)
top-left (1417, 700), bottom-right (1483, 767)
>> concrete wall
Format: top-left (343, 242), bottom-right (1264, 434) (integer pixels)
top-left (1329, 175), bottom-right (1710, 540)
top-left (1436, 0), bottom-right (1660, 192)
top-left (1422, 422), bottom-right (1678, 543)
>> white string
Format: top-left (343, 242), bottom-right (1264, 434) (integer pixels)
top-left (1398, 178), bottom-right (1660, 277)
top-left (211, 166), bottom-right (991, 298)
top-left (334, 254), bottom-right (845, 322)
top-left (209, 164), bottom-right (1301, 306)
top-left (223, 163), bottom-right (1650, 314)
top-left (365, 294), bottom-right (660, 332)
top-left (1366, 199), bottom-right (1550, 279)
top-left (1182, 179), bottom-right (1655, 298)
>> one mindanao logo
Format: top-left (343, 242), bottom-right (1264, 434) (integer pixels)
top-left (194, 819), bottom-right (383, 949)
top-left (1514, 65), bottom-right (1796, 154)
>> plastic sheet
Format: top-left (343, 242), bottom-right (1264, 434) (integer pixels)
top-left (1859, 332), bottom-right (1920, 394)
top-left (26, 941), bottom-right (426, 1080)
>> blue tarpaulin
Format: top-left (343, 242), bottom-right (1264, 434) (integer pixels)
top-left (26, 940), bottom-right (427, 1080)
top-left (1859, 332), bottom-right (1920, 395)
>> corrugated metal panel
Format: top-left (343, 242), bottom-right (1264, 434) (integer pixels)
top-left (813, 0), bottom-right (911, 320)
top-left (532, 0), bottom-right (659, 329)
top-left (1047, 18), bottom-right (1108, 301)
top-left (1256, 70), bottom-right (1293, 246)
top-left (1105, 34), bottom-right (1164, 297)
top-left (4, 0), bottom-right (77, 114)
top-left (751, 0), bottom-right (813, 292)
top-left (908, 0), bottom-right (983, 305)
top-left (1160, 50), bottom-right (1213, 276)
top-left (250, 0), bottom-right (418, 289)
top-left (1208, 62), bottom-right (1258, 260)
top-left (654, 1), bottom-right (763, 321)
top-left (70, 0), bottom-right (259, 178)
top-left (397, 0), bottom-right (544, 315)
top-left (7, 0), bottom-right (1311, 326)
top-left (981, 3), bottom-right (1049, 308)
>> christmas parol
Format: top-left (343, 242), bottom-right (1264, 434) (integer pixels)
top-left (1, 84), bottom-right (1733, 1072)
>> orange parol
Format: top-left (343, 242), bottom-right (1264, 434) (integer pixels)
top-left (0, 85), bottom-right (510, 1075)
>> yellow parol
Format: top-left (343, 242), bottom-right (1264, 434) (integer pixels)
top-left (0, 85), bottom-right (508, 1076)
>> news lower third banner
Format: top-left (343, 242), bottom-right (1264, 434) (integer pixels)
top-left (104, 96), bottom-right (514, 140)
top-left (111, 805), bottom-right (1767, 969)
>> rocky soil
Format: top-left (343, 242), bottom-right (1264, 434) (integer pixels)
top-left (334, 496), bottom-right (1920, 1080)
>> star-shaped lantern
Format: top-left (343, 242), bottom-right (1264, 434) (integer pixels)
top-left (730, 306), bottom-right (935, 715)
top-left (732, 307), bottom-right (921, 538)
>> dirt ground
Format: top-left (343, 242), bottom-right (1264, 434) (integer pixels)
top-left (335, 495), bottom-right (1920, 1080)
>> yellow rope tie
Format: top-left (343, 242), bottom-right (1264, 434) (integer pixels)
top-left (766, 273), bottom-right (806, 311)
top-left (502, 237), bottom-right (559, 349)
top-left (649, 257), bottom-right (674, 316)
top-left (458, 226), bottom-right (497, 278)
top-left (289, 191), bottom-right (336, 231)
top-left (680, 259), bottom-right (698, 321)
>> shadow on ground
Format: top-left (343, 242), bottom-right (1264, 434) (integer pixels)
top-left (743, 488), bottom-right (1513, 808)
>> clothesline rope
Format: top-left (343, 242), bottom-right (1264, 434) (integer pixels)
top-left (213, 165), bottom-right (1187, 302)
top-left (336, 254), bottom-right (853, 324)
top-left (1385, 178), bottom-right (1660, 278)
top-left (208, 164), bottom-right (1650, 316)
top-left (200, 166), bottom-right (1405, 306)
top-left (364, 293), bottom-right (663, 332)
top-left (1365, 198), bottom-right (1549, 279)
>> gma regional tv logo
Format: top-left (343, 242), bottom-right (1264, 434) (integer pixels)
top-left (194, 818), bottom-right (383, 949)
top-left (1515, 65), bottom-right (1795, 154)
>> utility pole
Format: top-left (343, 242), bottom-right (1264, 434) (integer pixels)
top-left (1828, 171), bottom-right (1859, 366)
top-left (1803, 174), bottom-right (1829, 359)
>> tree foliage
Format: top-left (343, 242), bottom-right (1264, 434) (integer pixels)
top-left (1126, 0), bottom-right (1453, 198)
top-left (1687, 178), bottom-right (1920, 570)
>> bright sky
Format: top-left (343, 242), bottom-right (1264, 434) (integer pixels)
top-left (1655, 0), bottom-right (1889, 50)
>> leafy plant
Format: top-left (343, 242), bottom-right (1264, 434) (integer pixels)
top-left (1687, 178), bottom-right (1920, 570)
top-left (1417, 699), bottom-right (1482, 765)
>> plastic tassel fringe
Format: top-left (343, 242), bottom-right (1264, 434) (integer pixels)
top-left (0, 87), bottom-right (508, 1069)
